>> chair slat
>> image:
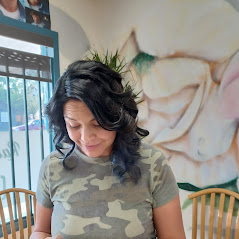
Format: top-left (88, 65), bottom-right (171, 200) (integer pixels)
top-left (208, 193), bottom-right (215, 239)
top-left (0, 196), bottom-right (8, 239)
top-left (225, 196), bottom-right (235, 239)
top-left (234, 209), bottom-right (239, 239)
top-left (6, 192), bottom-right (16, 239)
top-left (200, 195), bottom-right (205, 239)
top-left (16, 191), bottom-right (24, 239)
top-left (217, 193), bottom-right (225, 239)
top-left (25, 193), bottom-right (32, 239)
top-left (192, 197), bottom-right (198, 239)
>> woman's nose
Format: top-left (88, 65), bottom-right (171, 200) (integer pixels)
top-left (81, 127), bottom-right (95, 142)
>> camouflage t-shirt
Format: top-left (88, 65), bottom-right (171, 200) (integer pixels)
top-left (36, 142), bottom-right (179, 239)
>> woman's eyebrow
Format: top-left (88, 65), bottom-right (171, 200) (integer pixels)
top-left (64, 116), bottom-right (77, 121)
top-left (64, 116), bottom-right (96, 122)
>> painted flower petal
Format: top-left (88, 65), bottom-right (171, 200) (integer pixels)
top-left (135, 0), bottom-right (239, 61)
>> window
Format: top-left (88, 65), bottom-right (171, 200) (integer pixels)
top-left (0, 14), bottom-right (59, 229)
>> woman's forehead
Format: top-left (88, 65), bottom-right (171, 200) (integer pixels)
top-left (63, 100), bottom-right (95, 120)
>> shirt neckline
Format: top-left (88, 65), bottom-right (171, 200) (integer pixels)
top-left (74, 146), bottom-right (112, 164)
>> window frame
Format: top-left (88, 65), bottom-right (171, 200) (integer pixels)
top-left (0, 13), bottom-right (60, 185)
top-left (0, 14), bottom-right (60, 87)
top-left (0, 13), bottom-right (60, 237)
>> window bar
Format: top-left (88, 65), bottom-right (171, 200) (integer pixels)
top-left (6, 76), bottom-right (17, 220)
top-left (5, 54), bottom-right (15, 189)
top-left (6, 77), bottom-right (15, 188)
top-left (47, 82), bottom-right (54, 152)
top-left (23, 78), bottom-right (31, 190)
top-left (38, 81), bottom-right (44, 161)
top-left (23, 78), bottom-right (35, 222)
top-left (36, 58), bottom-right (44, 161)
top-left (49, 58), bottom-right (54, 151)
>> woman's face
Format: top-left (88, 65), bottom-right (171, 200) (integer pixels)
top-left (63, 99), bottom-right (117, 158)
top-left (29, 0), bottom-right (41, 5)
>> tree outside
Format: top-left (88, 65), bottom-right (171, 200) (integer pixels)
top-left (0, 76), bottom-right (43, 129)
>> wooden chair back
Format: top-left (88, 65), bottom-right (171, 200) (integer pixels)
top-left (0, 188), bottom-right (36, 239)
top-left (188, 188), bottom-right (239, 239)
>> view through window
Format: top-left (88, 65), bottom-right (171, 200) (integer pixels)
top-left (0, 35), bottom-right (54, 223)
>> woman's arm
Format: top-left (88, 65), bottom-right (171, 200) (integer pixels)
top-left (30, 202), bottom-right (53, 239)
top-left (153, 194), bottom-right (186, 239)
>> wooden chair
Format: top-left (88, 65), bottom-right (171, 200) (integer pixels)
top-left (188, 188), bottom-right (239, 239)
top-left (0, 188), bottom-right (36, 239)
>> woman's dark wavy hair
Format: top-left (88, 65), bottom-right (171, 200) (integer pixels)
top-left (45, 60), bottom-right (149, 183)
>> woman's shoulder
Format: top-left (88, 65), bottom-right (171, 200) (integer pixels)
top-left (41, 150), bottom-right (64, 167)
top-left (139, 141), bottom-right (165, 161)
top-left (138, 141), bottom-right (170, 172)
top-left (42, 146), bottom-right (78, 169)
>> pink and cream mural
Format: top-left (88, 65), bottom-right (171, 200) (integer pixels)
top-left (50, 0), bottom-right (239, 236)
top-left (116, 0), bottom-right (239, 237)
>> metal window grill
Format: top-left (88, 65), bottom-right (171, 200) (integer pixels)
top-left (0, 46), bottom-right (54, 237)
top-left (0, 46), bottom-right (53, 199)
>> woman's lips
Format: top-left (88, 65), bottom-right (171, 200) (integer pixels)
top-left (84, 143), bottom-right (101, 150)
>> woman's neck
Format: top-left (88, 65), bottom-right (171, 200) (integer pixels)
top-left (0, 0), bottom-right (18, 12)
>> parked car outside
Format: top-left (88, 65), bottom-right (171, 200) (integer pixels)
top-left (12, 119), bottom-right (45, 131)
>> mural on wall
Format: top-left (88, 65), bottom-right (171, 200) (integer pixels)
top-left (0, 0), bottom-right (50, 29)
top-left (117, 0), bottom-right (239, 236)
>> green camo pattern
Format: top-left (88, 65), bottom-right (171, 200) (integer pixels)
top-left (36, 142), bottom-right (178, 239)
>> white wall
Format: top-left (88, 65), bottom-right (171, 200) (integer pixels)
top-left (48, 0), bottom-right (157, 73)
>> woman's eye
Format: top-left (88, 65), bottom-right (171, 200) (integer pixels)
top-left (69, 124), bottom-right (80, 129)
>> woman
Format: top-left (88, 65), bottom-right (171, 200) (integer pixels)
top-left (31, 60), bottom-right (186, 239)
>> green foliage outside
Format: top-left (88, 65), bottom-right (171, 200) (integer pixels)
top-left (0, 76), bottom-right (39, 124)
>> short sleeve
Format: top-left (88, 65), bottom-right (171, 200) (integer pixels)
top-left (151, 151), bottom-right (179, 208)
top-left (36, 155), bottom-right (53, 208)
